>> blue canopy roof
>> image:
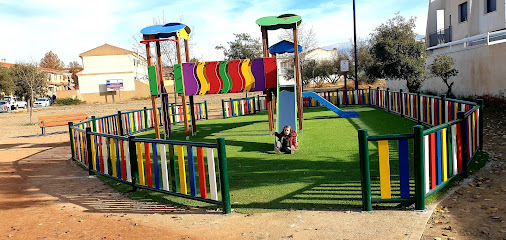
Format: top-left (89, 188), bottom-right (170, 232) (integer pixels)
top-left (269, 40), bottom-right (303, 54)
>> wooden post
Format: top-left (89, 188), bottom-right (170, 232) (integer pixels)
top-left (175, 36), bottom-right (190, 139)
top-left (261, 26), bottom-right (275, 133)
top-left (155, 41), bottom-right (171, 139)
top-left (145, 42), bottom-right (161, 139)
top-left (293, 23), bottom-right (303, 132)
top-left (185, 39), bottom-right (197, 136)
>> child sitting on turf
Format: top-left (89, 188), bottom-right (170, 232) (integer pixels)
top-left (274, 125), bottom-right (297, 154)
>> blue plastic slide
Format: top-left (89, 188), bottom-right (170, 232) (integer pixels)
top-left (276, 86), bottom-right (298, 132)
top-left (302, 92), bottom-right (360, 118)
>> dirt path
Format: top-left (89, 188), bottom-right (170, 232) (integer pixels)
top-left (421, 110), bottom-right (506, 240)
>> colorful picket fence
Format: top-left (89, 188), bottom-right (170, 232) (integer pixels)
top-left (222, 97), bottom-right (258, 118)
top-left (303, 89), bottom-right (370, 107)
top-left (358, 90), bottom-right (483, 211)
top-left (68, 118), bottom-right (230, 213)
top-left (169, 101), bottom-right (208, 124)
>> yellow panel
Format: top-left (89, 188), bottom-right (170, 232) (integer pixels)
top-left (442, 129), bottom-right (447, 181)
top-left (137, 143), bottom-right (145, 185)
top-left (111, 139), bottom-right (117, 177)
top-left (91, 136), bottom-right (97, 170)
top-left (196, 62), bottom-right (208, 95)
top-left (178, 145), bottom-right (187, 194)
top-left (378, 140), bottom-right (391, 199)
top-left (241, 59), bottom-right (255, 92)
top-left (177, 28), bottom-right (190, 40)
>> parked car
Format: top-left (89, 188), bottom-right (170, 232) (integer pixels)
top-left (3, 96), bottom-right (27, 110)
top-left (0, 100), bottom-right (11, 112)
top-left (34, 98), bottom-right (51, 108)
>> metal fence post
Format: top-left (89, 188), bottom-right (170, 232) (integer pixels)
top-left (441, 94), bottom-right (447, 123)
top-left (128, 136), bottom-right (138, 192)
top-left (368, 86), bottom-right (371, 106)
top-left (117, 111), bottom-right (124, 136)
top-left (85, 127), bottom-right (94, 175)
top-left (417, 91), bottom-right (422, 125)
top-left (216, 138), bottom-right (231, 214)
top-left (221, 99), bottom-right (226, 119)
top-left (386, 88), bottom-right (390, 112)
top-left (477, 99), bottom-right (484, 150)
top-left (143, 107), bottom-right (148, 130)
top-left (458, 112), bottom-right (469, 178)
top-left (397, 89), bottom-right (404, 117)
top-left (376, 87), bottom-right (380, 108)
top-left (204, 100), bottom-right (208, 120)
top-left (68, 122), bottom-right (75, 161)
top-left (358, 129), bottom-right (372, 211)
top-left (91, 116), bottom-right (97, 132)
top-left (413, 125), bottom-right (425, 210)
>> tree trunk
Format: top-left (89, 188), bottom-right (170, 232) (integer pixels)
top-left (29, 88), bottom-right (33, 124)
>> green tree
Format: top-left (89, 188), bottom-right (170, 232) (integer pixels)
top-left (12, 63), bottom-right (48, 123)
top-left (0, 66), bottom-right (15, 96)
top-left (348, 39), bottom-right (376, 84)
top-left (429, 54), bottom-right (459, 96)
top-left (40, 51), bottom-right (65, 70)
top-left (369, 14), bottom-right (426, 92)
top-left (215, 33), bottom-right (262, 60)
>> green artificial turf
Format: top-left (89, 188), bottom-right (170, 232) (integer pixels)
top-left (125, 106), bottom-right (422, 213)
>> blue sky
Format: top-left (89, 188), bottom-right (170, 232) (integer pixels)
top-left (0, 0), bottom-right (428, 65)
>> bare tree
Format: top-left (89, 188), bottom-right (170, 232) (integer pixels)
top-left (12, 62), bottom-right (48, 123)
top-left (67, 61), bottom-right (83, 90)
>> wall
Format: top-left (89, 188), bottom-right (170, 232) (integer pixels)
top-left (387, 41), bottom-right (506, 97)
top-left (56, 80), bottom-right (155, 103)
top-left (77, 54), bottom-right (148, 94)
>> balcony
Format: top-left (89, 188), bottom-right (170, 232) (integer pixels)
top-left (428, 26), bottom-right (452, 47)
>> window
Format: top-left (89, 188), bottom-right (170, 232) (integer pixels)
top-left (486, 0), bottom-right (496, 13)
top-left (459, 2), bottom-right (468, 22)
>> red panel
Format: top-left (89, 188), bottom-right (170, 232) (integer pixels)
top-left (205, 61), bottom-right (222, 94)
top-left (144, 142), bottom-right (153, 187)
top-left (228, 60), bottom-right (243, 93)
top-left (238, 60), bottom-right (246, 90)
top-left (457, 122), bottom-right (462, 172)
top-left (430, 133), bottom-right (436, 189)
top-left (263, 57), bottom-right (277, 89)
top-left (120, 140), bottom-right (127, 180)
top-left (196, 147), bottom-right (207, 198)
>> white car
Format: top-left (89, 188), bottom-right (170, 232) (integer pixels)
top-left (0, 100), bottom-right (11, 112)
top-left (34, 98), bottom-right (51, 108)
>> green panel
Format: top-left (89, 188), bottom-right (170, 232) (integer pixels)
top-left (174, 64), bottom-right (184, 94)
top-left (148, 66), bottom-right (158, 96)
top-left (256, 14), bottom-right (302, 30)
top-left (219, 61), bottom-right (231, 94)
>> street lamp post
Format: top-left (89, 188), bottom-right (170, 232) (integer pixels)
top-left (353, 0), bottom-right (359, 90)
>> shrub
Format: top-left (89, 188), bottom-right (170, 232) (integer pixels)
top-left (54, 98), bottom-right (85, 105)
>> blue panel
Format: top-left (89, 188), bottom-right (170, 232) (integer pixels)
top-left (115, 139), bottom-right (122, 180)
top-left (269, 40), bottom-right (303, 54)
top-left (436, 131), bottom-right (442, 185)
top-left (398, 139), bottom-right (410, 199)
top-left (152, 143), bottom-right (161, 189)
top-left (187, 146), bottom-right (197, 197)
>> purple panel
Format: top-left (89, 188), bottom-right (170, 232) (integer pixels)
top-left (251, 58), bottom-right (266, 92)
top-left (182, 63), bottom-right (199, 96)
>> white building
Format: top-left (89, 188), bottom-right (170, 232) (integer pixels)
top-left (304, 48), bottom-right (336, 62)
top-left (389, 0), bottom-right (506, 97)
top-left (77, 44), bottom-right (148, 94)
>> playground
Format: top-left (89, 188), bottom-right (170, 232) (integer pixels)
top-left (133, 105), bottom-right (419, 212)
top-left (0, 11), bottom-right (501, 239)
